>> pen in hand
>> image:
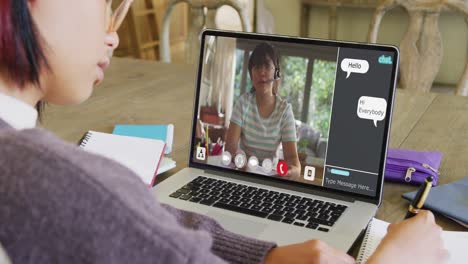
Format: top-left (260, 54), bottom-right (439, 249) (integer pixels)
top-left (404, 175), bottom-right (433, 219)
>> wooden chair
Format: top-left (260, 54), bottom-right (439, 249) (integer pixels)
top-left (160, 0), bottom-right (252, 64)
top-left (255, 0), bottom-right (275, 34)
top-left (368, 0), bottom-right (468, 96)
top-left (114, 0), bottom-right (161, 59)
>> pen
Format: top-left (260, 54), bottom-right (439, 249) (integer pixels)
top-left (404, 175), bottom-right (433, 219)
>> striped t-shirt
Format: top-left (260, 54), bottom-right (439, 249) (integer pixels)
top-left (230, 92), bottom-right (297, 161)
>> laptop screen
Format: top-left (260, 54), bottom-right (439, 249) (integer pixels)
top-left (190, 30), bottom-right (398, 199)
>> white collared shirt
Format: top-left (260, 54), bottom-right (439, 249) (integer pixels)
top-left (0, 92), bottom-right (38, 130)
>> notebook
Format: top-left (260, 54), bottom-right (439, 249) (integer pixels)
top-left (357, 218), bottom-right (468, 264)
top-left (113, 124), bottom-right (174, 154)
top-left (158, 157), bottom-right (177, 175)
top-left (402, 177), bottom-right (468, 226)
top-left (79, 131), bottom-right (166, 186)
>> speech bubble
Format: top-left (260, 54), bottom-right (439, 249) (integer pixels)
top-left (357, 96), bottom-right (387, 127)
top-left (341, 58), bottom-right (369, 78)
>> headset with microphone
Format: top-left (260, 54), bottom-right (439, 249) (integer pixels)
top-left (274, 67), bottom-right (281, 80)
top-left (260, 67), bottom-right (281, 84)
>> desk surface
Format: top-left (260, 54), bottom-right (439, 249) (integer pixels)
top-left (43, 57), bottom-right (468, 232)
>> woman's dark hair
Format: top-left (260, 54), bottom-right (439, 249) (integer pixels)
top-left (248, 42), bottom-right (281, 94)
top-left (0, 0), bottom-right (49, 118)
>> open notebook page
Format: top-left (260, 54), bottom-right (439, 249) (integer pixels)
top-left (357, 218), bottom-right (468, 264)
top-left (79, 131), bottom-right (165, 186)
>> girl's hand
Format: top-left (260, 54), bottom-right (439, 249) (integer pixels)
top-left (367, 210), bottom-right (448, 264)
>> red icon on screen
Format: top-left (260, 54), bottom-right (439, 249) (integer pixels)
top-left (277, 160), bottom-right (288, 176)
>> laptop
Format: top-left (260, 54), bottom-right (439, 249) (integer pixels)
top-left (154, 30), bottom-right (399, 251)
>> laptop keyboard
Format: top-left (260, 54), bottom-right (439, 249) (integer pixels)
top-left (169, 176), bottom-right (347, 231)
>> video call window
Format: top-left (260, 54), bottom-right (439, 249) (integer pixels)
top-left (193, 35), bottom-right (338, 187)
top-left (192, 34), bottom-right (395, 197)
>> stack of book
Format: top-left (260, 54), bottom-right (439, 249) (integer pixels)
top-left (79, 124), bottom-right (176, 187)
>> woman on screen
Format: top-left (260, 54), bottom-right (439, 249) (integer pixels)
top-left (225, 42), bottom-right (301, 178)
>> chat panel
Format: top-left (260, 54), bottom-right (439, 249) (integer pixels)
top-left (193, 35), bottom-right (339, 187)
top-left (323, 47), bottom-right (395, 196)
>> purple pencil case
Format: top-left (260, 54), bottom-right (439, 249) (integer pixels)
top-left (385, 148), bottom-right (442, 186)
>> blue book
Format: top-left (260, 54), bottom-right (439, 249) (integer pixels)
top-left (113, 124), bottom-right (174, 154)
top-left (402, 177), bottom-right (468, 226)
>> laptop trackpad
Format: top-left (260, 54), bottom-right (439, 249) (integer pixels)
top-left (208, 211), bottom-right (267, 238)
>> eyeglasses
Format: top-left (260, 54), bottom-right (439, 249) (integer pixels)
top-left (252, 64), bottom-right (275, 72)
top-left (106, 0), bottom-right (134, 32)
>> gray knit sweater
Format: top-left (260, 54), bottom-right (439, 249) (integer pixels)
top-left (0, 119), bottom-right (276, 263)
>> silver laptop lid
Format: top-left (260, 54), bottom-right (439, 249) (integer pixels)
top-left (188, 30), bottom-right (399, 204)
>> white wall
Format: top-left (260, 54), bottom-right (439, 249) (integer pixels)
top-left (265, 0), bottom-right (467, 85)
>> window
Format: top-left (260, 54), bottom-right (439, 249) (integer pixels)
top-left (279, 56), bottom-right (308, 118)
top-left (309, 60), bottom-right (336, 138)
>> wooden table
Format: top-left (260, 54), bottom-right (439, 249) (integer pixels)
top-left (43, 57), bottom-right (468, 234)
